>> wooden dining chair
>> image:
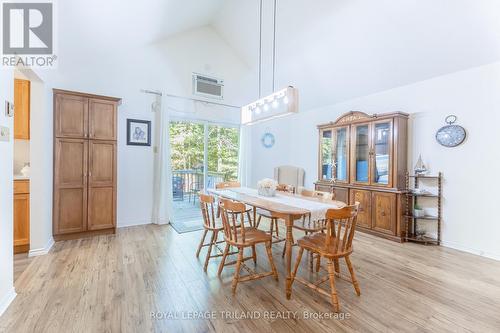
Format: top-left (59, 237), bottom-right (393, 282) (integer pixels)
top-left (217, 199), bottom-right (279, 294)
top-left (197, 194), bottom-right (231, 272)
top-left (214, 181), bottom-right (253, 224)
top-left (282, 188), bottom-right (334, 269)
top-left (290, 203), bottom-right (360, 312)
top-left (255, 183), bottom-right (295, 245)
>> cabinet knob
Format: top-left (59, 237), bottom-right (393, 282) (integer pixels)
top-left (381, 211), bottom-right (386, 216)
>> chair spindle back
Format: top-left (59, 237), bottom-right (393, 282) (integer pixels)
top-left (199, 194), bottom-right (217, 229)
top-left (324, 202), bottom-right (360, 255)
top-left (219, 199), bottom-right (247, 245)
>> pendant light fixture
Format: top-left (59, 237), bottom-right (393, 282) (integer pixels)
top-left (241, 0), bottom-right (299, 125)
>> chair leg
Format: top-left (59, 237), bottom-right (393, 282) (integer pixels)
top-left (232, 247), bottom-right (244, 295)
top-left (345, 256), bottom-right (361, 296)
top-left (274, 219), bottom-right (280, 238)
top-left (203, 230), bottom-right (217, 272)
top-left (291, 247), bottom-right (304, 286)
top-left (326, 259), bottom-right (340, 312)
top-left (196, 229), bottom-right (208, 258)
top-left (315, 255), bottom-right (321, 272)
top-left (309, 251), bottom-right (314, 272)
top-left (252, 245), bottom-right (257, 264)
top-left (334, 259), bottom-right (340, 274)
top-left (218, 243), bottom-right (230, 276)
top-left (282, 241), bottom-right (286, 258)
top-left (265, 242), bottom-right (279, 281)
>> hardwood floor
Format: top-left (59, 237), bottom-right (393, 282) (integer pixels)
top-left (13, 253), bottom-right (34, 282)
top-left (2, 223), bottom-right (500, 332)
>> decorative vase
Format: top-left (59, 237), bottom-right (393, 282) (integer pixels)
top-left (414, 154), bottom-right (428, 175)
top-left (258, 187), bottom-right (276, 197)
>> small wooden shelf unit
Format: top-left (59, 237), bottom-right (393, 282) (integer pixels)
top-left (404, 172), bottom-right (442, 245)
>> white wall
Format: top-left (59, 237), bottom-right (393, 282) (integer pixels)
top-left (250, 61), bottom-right (500, 261)
top-left (0, 68), bottom-right (15, 315)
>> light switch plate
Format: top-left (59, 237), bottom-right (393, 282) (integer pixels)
top-left (0, 126), bottom-right (10, 142)
top-left (5, 101), bottom-right (14, 117)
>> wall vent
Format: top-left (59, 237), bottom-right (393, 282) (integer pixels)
top-left (192, 73), bottom-right (224, 99)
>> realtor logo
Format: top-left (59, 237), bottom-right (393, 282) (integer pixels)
top-left (1, 1), bottom-right (56, 67)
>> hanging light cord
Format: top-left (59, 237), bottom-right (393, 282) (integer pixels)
top-left (272, 0), bottom-right (277, 92)
top-left (258, 0), bottom-right (263, 98)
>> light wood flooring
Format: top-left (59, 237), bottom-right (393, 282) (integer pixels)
top-left (13, 253), bottom-right (34, 282)
top-left (2, 223), bottom-right (500, 332)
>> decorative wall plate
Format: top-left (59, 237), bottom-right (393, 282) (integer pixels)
top-left (435, 115), bottom-right (466, 147)
top-left (261, 132), bottom-right (275, 148)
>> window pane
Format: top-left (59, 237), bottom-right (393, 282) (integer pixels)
top-left (207, 125), bottom-right (239, 189)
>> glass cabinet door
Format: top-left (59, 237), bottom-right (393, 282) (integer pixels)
top-left (333, 127), bottom-right (348, 182)
top-left (373, 121), bottom-right (392, 186)
top-left (353, 124), bottom-right (370, 183)
top-left (320, 129), bottom-right (333, 180)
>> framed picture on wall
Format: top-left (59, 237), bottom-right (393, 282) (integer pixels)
top-left (127, 119), bottom-right (151, 146)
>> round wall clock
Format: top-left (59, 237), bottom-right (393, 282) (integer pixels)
top-left (435, 115), bottom-right (466, 147)
top-left (261, 132), bottom-right (275, 148)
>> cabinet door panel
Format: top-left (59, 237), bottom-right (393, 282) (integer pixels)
top-left (89, 141), bottom-right (116, 187)
top-left (14, 193), bottom-right (30, 247)
top-left (319, 129), bottom-right (334, 181)
top-left (372, 120), bottom-right (393, 187)
top-left (88, 187), bottom-right (115, 230)
top-left (351, 123), bottom-right (371, 184)
top-left (54, 139), bottom-right (88, 235)
top-left (333, 187), bottom-right (349, 204)
top-left (55, 188), bottom-right (87, 234)
top-left (372, 192), bottom-right (396, 235)
top-left (89, 99), bottom-right (117, 140)
top-left (333, 127), bottom-right (349, 182)
top-left (55, 94), bottom-right (88, 138)
top-left (14, 79), bottom-right (30, 140)
top-left (350, 189), bottom-right (371, 229)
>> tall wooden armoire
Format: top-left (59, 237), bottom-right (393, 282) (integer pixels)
top-left (53, 89), bottom-right (121, 239)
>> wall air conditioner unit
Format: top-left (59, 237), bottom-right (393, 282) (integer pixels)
top-left (192, 73), bottom-right (224, 99)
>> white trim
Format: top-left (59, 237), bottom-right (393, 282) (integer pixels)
top-left (0, 288), bottom-right (16, 317)
top-left (117, 220), bottom-right (153, 228)
top-left (28, 237), bottom-right (54, 257)
top-left (441, 240), bottom-right (500, 262)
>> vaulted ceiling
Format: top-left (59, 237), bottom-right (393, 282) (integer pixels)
top-left (56, 0), bottom-right (500, 111)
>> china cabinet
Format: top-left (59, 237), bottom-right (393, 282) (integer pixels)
top-left (315, 111), bottom-right (409, 242)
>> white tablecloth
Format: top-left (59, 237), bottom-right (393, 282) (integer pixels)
top-left (228, 187), bottom-right (342, 221)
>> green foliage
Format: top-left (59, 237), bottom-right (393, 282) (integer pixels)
top-left (169, 122), bottom-right (239, 181)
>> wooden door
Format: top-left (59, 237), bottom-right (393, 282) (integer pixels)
top-left (14, 79), bottom-right (30, 139)
top-left (54, 138), bottom-right (88, 234)
top-left (89, 99), bottom-right (117, 140)
top-left (372, 192), bottom-right (396, 235)
top-left (350, 189), bottom-right (371, 229)
top-left (88, 141), bottom-right (116, 230)
top-left (55, 94), bottom-right (88, 138)
top-left (14, 193), bottom-right (30, 251)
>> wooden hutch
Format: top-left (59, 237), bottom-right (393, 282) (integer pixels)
top-left (315, 111), bottom-right (409, 242)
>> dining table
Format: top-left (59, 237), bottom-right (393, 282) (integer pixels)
top-left (207, 186), bottom-right (345, 299)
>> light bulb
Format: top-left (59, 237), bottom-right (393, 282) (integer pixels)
top-left (283, 95), bottom-right (289, 104)
top-left (263, 103), bottom-right (269, 112)
top-left (272, 99), bottom-right (279, 109)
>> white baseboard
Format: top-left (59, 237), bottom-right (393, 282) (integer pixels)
top-left (117, 220), bottom-right (153, 228)
top-left (441, 240), bottom-right (500, 261)
top-left (29, 237), bottom-right (54, 257)
top-left (0, 288), bottom-right (16, 317)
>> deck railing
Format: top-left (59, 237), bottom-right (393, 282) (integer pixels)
top-left (172, 170), bottom-right (227, 200)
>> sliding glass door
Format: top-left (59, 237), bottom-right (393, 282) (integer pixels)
top-left (169, 120), bottom-right (239, 227)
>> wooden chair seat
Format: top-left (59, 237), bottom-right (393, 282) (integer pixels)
top-left (297, 233), bottom-right (352, 259)
top-left (231, 227), bottom-right (272, 246)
